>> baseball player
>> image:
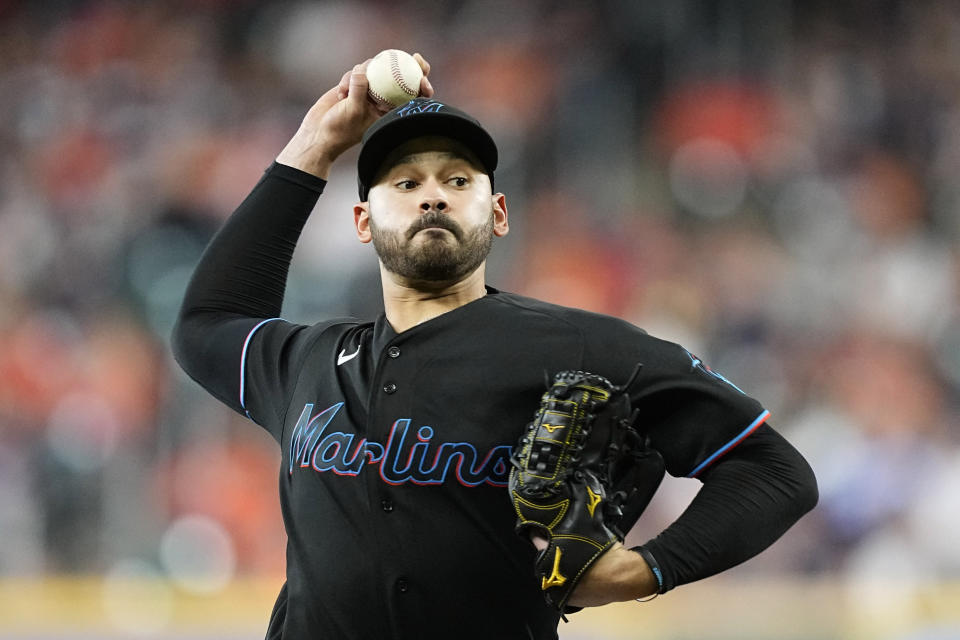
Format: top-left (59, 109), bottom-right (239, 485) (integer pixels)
top-left (172, 55), bottom-right (817, 640)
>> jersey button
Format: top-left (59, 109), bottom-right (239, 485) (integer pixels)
top-left (381, 499), bottom-right (393, 512)
top-left (396, 578), bottom-right (409, 593)
top-left (383, 382), bottom-right (397, 394)
top-left (387, 346), bottom-right (401, 358)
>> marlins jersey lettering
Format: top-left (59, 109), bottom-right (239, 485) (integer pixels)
top-left (284, 400), bottom-right (512, 485)
top-left (213, 287), bottom-right (767, 639)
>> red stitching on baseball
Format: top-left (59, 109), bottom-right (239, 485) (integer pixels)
top-left (389, 51), bottom-right (418, 97)
top-left (368, 87), bottom-right (394, 109)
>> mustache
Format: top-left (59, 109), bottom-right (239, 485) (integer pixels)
top-left (407, 211), bottom-right (462, 240)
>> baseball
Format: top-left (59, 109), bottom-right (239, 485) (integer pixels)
top-left (366, 49), bottom-right (423, 109)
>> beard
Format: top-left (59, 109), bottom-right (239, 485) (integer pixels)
top-left (369, 208), bottom-right (495, 284)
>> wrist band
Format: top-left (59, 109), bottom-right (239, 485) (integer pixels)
top-left (631, 545), bottom-right (666, 599)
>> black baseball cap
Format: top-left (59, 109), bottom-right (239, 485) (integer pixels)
top-left (357, 98), bottom-right (498, 200)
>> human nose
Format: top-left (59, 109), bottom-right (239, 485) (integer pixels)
top-left (419, 195), bottom-right (448, 213)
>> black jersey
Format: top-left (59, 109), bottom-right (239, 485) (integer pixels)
top-left (172, 163), bottom-right (816, 640)
top-left (199, 293), bottom-right (768, 639)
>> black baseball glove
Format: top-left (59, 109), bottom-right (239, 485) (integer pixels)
top-left (509, 367), bottom-right (665, 614)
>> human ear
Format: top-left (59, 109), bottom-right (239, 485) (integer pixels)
top-left (492, 193), bottom-right (509, 237)
top-left (354, 202), bottom-right (372, 244)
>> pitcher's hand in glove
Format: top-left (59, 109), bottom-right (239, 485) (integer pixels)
top-left (509, 368), bottom-right (665, 614)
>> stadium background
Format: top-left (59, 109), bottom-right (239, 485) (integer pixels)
top-left (1, 1), bottom-right (959, 638)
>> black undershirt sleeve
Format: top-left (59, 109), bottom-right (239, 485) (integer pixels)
top-left (170, 162), bottom-right (326, 412)
top-left (635, 423), bottom-right (818, 593)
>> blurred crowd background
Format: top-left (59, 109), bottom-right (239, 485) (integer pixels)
top-left (1, 0), bottom-right (959, 638)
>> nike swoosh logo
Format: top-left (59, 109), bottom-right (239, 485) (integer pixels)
top-left (337, 346), bottom-right (361, 366)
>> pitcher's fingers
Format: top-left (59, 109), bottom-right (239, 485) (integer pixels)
top-left (412, 52), bottom-right (430, 76)
top-left (419, 75), bottom-right (434, 97)
top-left (412, 54), bottom-right (433, 97)
top-left (346, 64), bottom-right (370, 106)
top-left (530, 533), bottom-right (549, 552)
top-left (420, 76), bottom-right (433, 98)
top-left (336, 70), bottom-right (354, 99)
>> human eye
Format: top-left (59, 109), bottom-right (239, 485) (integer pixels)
top-left (448, 176), bottom-right (469, 187)
top-left (395, 179), bottom-right (418, 190)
